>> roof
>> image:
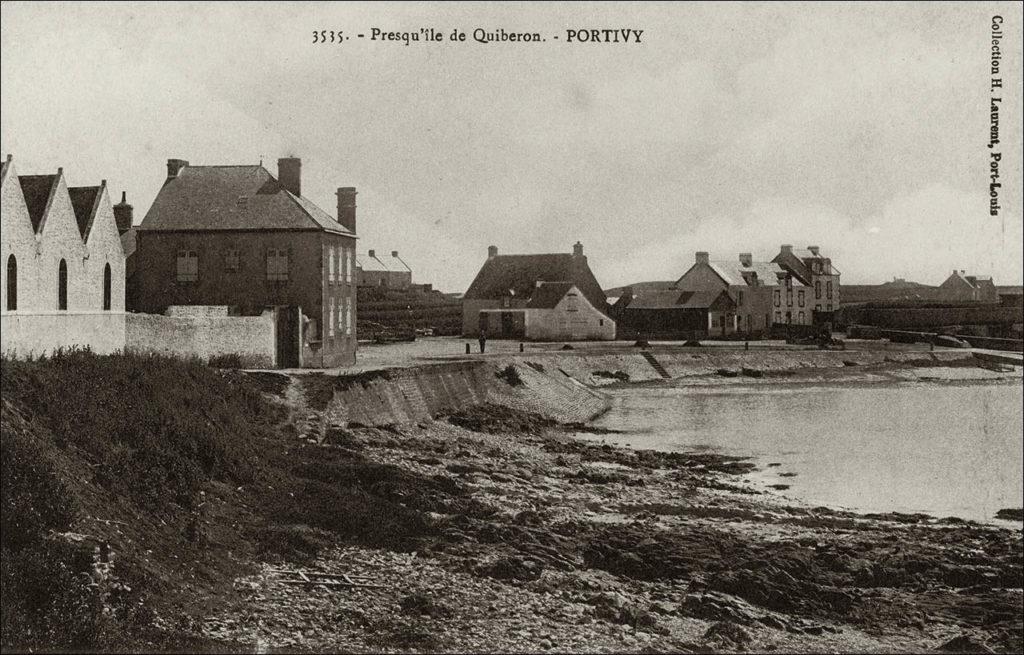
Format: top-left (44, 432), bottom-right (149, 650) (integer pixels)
top-left (464, 253), bottom-right (608, 313)
top-left (708, 260), bottom-right (790, 287)
top-left (138, 165), bottom-right (353, 235)
top-left (625, 288), bottom-right (734, 310)
top-left (68, 185), bottom-right (100, 239)
top-left (526, 282), bottom-right (575, 309)
top-left (604, 280), bottom-right (676, 296)
top-left (120, 227), bottom-right (137, 259)
top-left (356, 252), bottom-right (390, 272)
top-left (18, 174), bottom-right (57, 233)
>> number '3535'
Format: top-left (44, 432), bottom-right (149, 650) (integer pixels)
top-left (312, 30), bottom-right (344, 43)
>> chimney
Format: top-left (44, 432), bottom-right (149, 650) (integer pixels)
top-left (808, 245), bottom-right (820, 256)
top-left (488, 245), bottom-right (498, 259)
top-left (166, 158), bottom-right (189, 178)
top-left (113, 191), bottom-right (134, 235)
top-left (780, 244), bottom-right (793, 255)
top-left (573, 241), bottom-right (584, 257)
top-left (278, 158), bottom-right (301, 197)
top-left (336, 187), bottom-right (357, 233)
top-left (368, 249), bottom-right (376, 258)
top-left (695, 251), bottom-right (709, 264)
top-left (739, 253), bottom-right (752, 267)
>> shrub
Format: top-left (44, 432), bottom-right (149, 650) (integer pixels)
top-left (496, 364), bottom-right (524, 387)
top-left (208, 353), bottom-right (244, 369)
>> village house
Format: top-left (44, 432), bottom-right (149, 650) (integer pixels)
top-left (937, 270), bottom-right (999, 303)
top-left (772, 244), bottom-right (841, 315)
top-left (462, 242), bottom-right (614, 340)
top-left (132, 158), bottom-right (358, 368)
top-left (1, 155), bottom-right (126, 356)
top-left (356, 249), bottom-right (412, 289)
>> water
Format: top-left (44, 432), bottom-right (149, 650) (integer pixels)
top-left (587, 380), bottom-right (1024, 522)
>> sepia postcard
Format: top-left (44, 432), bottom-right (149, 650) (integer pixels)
top-left (1, 2), bottom-right (1021, 653)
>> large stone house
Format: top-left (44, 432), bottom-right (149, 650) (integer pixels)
top-left (772, 244), bottom-right (841, 315)
top-left (462, 242), bottom-right (614, 340)
top-left (356, 249), bottom-right (412, 289)
top-left (1, 155), bottom-right (126, 356)
top-left (937, 270), bottom-right (999, 303)
top-left (132, 158), bottom-right (358, 368)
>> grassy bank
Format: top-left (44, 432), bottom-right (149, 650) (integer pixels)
top-left (2, 351), bottom-right (1021, 653)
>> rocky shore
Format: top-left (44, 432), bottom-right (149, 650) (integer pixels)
top-left (196, 401), bottom-right (1023, 653)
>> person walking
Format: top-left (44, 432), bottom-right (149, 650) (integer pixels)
top-left (478, 330), bottom-right (487, 354)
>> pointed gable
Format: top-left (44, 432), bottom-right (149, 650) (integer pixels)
top-left (68, 185), bottom-right (101, 239)
top-left (525, 282), bottom-right (576, 309)
top-left (18, 174), bottom-right (58, 233)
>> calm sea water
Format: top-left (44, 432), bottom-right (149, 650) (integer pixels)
top-left (586, 380), bottom-right (1024, 522)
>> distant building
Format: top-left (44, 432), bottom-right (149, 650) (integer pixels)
top-left (462, 241), bottom-right (613, 340)
top-left (356, 249), bottom-right (412, 289)
top-left (938, 270), bottom-right (999, 303)
top-left (772, 244), bottom-right (841, 313)
top-left (1, 155), bottom-right (126, 356)
top-left (132, 158), bottom-right (358, 367)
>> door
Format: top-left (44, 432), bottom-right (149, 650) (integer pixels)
top-left (276, 305), bottom-right (300, 368)
top-left (501, 311), bottom-right (515, 337)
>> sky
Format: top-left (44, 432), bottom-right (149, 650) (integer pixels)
top-left (2, 1), bottom-right (1021, 292)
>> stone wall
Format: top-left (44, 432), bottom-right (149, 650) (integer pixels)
top-left (0, 312), bottom-right (126, 357)
top-left (125, 310), bottom-right (276, 367)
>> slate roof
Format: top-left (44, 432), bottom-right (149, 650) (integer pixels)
top-left (138, 165), bottom-right (353, 235)
top-left (18, 174), bottom-right (57, 233)
top-left (464, 253), bottom-right (608, 313)
top-left (708, 260), bottom-right (790, 287)
top-left (625, 289), bottom-right (734, 310)
top-left (525, 282), bottom-right (576, 309)
top-left (68, 185), bottom-right (100, 239)
top-left (603, 280), bottom-right (676, 297)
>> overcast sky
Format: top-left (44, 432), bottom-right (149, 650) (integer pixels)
top-left (2, 1), bottom-right (1021, 291)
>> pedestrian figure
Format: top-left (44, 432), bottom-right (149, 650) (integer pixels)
top-left (479, 330), bottom-right (487, 353)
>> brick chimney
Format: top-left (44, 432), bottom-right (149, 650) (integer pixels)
top-left (808, 245), bottom-right (820, 256)
top-left (739, 253), bottom-right (752, 267)
top-left (368, 249), bottom-right (376, 258)
top-left (336, 187), bottom-right (357, 233)
top-left (278, 158), bottom-right (301, 197)
top-left (166, 158), bottom-right (189, 178)
top-left (573, 241), bottom-right (584, 257)
top-left (488, 245), bottom-right (498, 258)
top-left (695, 251), bottom-right (709, 264)
top-left (113, 191), bottom-right (133, 235)
top-left (780, 244), bottom-right (793, 255)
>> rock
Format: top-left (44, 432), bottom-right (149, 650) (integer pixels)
top-left (994, 508), bottom-right (1023, 521)
top-left (703, 621), bottom-right (752, 648)
top-left (649, 600), bottom-right (677, 616)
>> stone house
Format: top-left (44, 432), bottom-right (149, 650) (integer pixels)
top-left (938, 270), bottom-right (999, 303)
top-left (478, 281), bottom-right (615, 341)
top-left (772, 244), bottom-right (841, 315)
top-left (462, 242), bottom-right (613, 339)
top-left (1, 155), bottom-right (126, 356)
top-left (132, 158), bottom-right (358, 368)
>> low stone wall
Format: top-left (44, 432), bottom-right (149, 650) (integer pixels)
top-left (0, 311), bottom-right (127, 357)
top-left (125, 310), bottom-right (276, 367)
top-left (315, 358), bottom-right (610, 427)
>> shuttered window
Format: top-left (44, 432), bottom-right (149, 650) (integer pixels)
top-left (176, 250), bottom-right (198, 282)
top-left (267, 249), bottom-right (289, 281)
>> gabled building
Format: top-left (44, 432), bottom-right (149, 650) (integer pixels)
top-left (938, 270), bottom-right (999, 303)
top-left (462, 241), bottom-right (613, 339)
top-left (356, 249), bottom-right (412, 289)
top-left (132, 158), bottom-right (358, 367)
top-left (772, 244), bottom-right (841, 314)
top-left (1, 155), bottom-right (126, 356)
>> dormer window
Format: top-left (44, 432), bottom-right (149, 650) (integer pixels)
top-left (237, 196), bottom-right (248, 207)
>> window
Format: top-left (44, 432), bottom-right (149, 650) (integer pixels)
top-left (815, 280), bottom-right (822, 299)
top-left (785, 276), bottom-right (792, 289)
top-left (566, 293), bottom-right (579, 312)
top-left (785, 311), bottom-right (792, 324)
top-left (826, 281), bottom-right (833, 299)
top-left (774, 311), bottom-right (781, 323)
top-left (346, 248), bottom-right (354, 283)
top-left (57, 259), bottom-right (68, 310)
top-left (267, 249), bottom-right (288, 281)
top-left (737, 290), bottom-right (744, 306)
top-left (798, 290), bottom-right (805, 307)
top-left (773, 289), bottom-right (781, 307)
top-left (328, 298), bottom-right (335, 337)
top-left (827, 304), bottom-right (833, 312)
top-left (502, 296), bottom-right (511, 308)
top-left (815, 304), bottom-right (822, 311)
top-left (344, 297), bottom-right (352, 334)
top-left (786, 289), bottom-right (793, 306)
top-left (103, 263), bottom-right (112, 311)
top-left (224, 249), bottom-right (239, 271)
top-left (328, 246), bottom-right (336, 282)
top-left (798, 311), bottom-right (805, 324)
top-left (176, 250), bottom-right (198, 282)
top-left (5, 254), bottom-right (15, 311)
